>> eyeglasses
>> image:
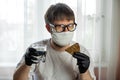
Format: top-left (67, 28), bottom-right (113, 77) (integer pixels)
top-left (49, 22), bottom-right (77, 33)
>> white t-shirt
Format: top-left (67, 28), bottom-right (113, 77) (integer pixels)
top-left (17, 39), bottom-right (96, 80)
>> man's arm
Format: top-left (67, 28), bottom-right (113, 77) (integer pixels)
top-left (13, 48), bottom-right (42, 80)
top-left (13, 63), bottom-right (31, 80)
top-left (73, 52), bottom-right (94, 80)
top-left (80, 70), bottom-right (93, 80)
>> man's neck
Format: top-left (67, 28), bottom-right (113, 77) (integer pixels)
top-left (50, 39), bottom-right (70, 51)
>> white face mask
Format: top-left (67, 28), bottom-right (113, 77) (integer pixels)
top-left (51, 32), bottom-right (74, 46)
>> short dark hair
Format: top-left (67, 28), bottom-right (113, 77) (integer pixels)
top-left (44, 3), bottom-right (75, 24)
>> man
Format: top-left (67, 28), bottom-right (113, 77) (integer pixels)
top-left (13, 3), bottom-right (95, 80)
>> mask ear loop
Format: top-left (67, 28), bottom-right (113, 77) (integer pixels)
top-left (50, 27), bottom-right (54, 34)
top-left (49, 23), bottom-right (55, 34)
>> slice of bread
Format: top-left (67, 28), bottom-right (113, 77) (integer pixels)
top-left (65, 43), bottom-right (80, 55)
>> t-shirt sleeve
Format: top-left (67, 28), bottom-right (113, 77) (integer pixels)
top-left (80, 45), bottom-right (96, 80)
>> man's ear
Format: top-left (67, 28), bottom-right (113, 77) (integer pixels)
top-left (46, 24), bottom-right (51, 33)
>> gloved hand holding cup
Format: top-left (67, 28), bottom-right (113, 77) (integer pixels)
top-left (25, 44), bottom-right (47, 66)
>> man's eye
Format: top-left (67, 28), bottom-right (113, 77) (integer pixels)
top-left (68, 24), bottom-right (74, 28)
top-left (69, 24), bottom-right (73, 27)
top-left (56, 25), bottom-right (63, 28)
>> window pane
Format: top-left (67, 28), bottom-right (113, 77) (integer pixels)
top-left (0, 0), bottom-right (24, 67)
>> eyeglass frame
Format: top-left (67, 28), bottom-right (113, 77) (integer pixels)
top-left (49, 22), bottom-right (77, 33)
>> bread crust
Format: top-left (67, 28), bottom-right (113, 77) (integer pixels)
top-left (65, 43), bottom-right (80, 55)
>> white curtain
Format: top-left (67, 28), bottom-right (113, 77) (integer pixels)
top-left (107, 0), bottom-right (120, 79)
top-left (0, 0), bottom-right (24, 79)
top-left (0, 0), bottom-right (119, 80)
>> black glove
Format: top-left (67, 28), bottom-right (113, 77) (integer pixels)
top-left (25, 48), bottom-right (41, 66)
top-left (73, 52), bottom-right (90, 73)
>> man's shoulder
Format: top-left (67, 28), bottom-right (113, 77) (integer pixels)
top-left (79, 44), bottom-right (90, 56)
top-left (34, 39), bottom-right (50, 44)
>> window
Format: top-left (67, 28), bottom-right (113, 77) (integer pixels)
top-left (0, 0), bottom-right (110, 79)
top-left (0, 0), bottom-right (24, 67)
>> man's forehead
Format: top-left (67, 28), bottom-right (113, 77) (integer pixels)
top-left (54, 20), bottom-right (74, 24)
